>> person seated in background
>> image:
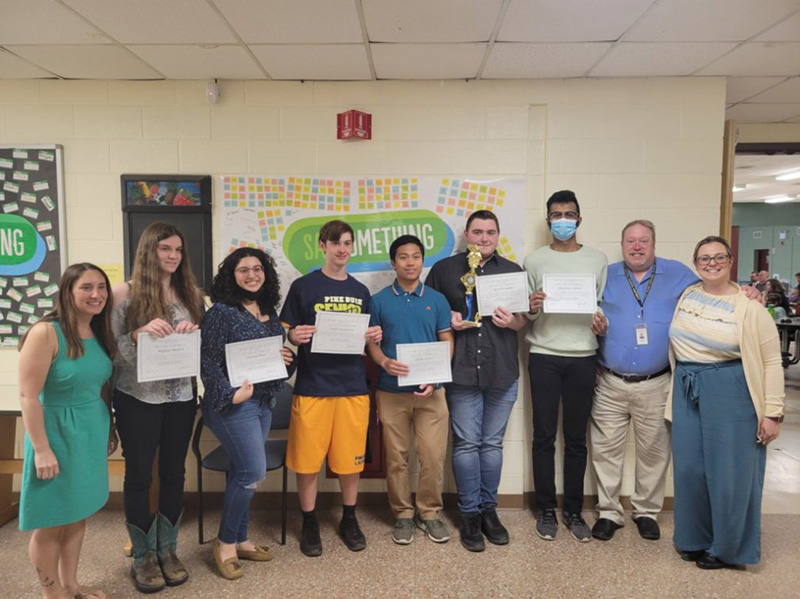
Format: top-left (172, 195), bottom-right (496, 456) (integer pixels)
top-left (766, 293), bottom-right (788, 321)
top-left (755, 270), bottom-right (769, 292)
top-left (749, 271), bottom-right (758, 286)
top-left (764, 279), bottom-right (791, 316)
top-left (789, 272), bottom-right (800, 303)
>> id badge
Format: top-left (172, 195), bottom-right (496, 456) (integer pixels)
top-left (635, 324), bottom-right (649, 346)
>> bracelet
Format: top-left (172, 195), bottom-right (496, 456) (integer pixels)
top-left (127, 332), bottom-right (136, 347)
top-left (766, 415), bottom-right (784, 423)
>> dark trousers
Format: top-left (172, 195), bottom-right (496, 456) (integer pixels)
top-left (113, 389), bottom-right (196, 530)
top-left (528, 353), bottom-right (597, 514)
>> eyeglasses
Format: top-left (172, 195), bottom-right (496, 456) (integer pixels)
top-left (695, 254), bottom-right (731, 266)
top-left (548, 211), bottom-right (579, 221)
top-left (235, 266), bottom-right (264, 276)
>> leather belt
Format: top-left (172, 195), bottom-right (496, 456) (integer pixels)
top-left (602, 366), bottom-right (671, 383)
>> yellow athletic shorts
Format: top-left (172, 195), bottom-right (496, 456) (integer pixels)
top-left (286, 394), bottom-right (370, 475)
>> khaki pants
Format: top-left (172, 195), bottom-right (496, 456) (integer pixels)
top-left (589, 371), bottom-right (671, 525)
top-left (376, 388), bottom-right (449, 520)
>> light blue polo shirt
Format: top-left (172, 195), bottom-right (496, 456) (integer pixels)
top-left (369, 280), bottom-right (452, 393)
top-left (598, 257), bottom-right (698, 376)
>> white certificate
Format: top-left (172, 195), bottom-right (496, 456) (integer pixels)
top-left (137, 330), bottom-right (201, 383)
top-left (476, 272), bottom-right (530, 315)
top-left (225, 336), bottom-right (288, 387)
top-left (310, 311), bottom-right (370, 355)
top-left (542, 274), bottom-right (598, 314)
top-left (396, 341), bottom-right (453, 387)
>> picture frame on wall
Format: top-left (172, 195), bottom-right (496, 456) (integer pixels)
top-left (120, 174), bottom-right (213, 292)
top-left (120, 174), bottom-right (211, 209)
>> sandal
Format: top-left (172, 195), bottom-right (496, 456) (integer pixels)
top-left (212, 538), bottom-right (243, 580)
top-left (237, 543), bottom-right (274, 562)
top-left (72, 587), bottom-right (109, 599)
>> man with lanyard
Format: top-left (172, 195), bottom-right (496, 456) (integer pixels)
top-left (425, 210), bottom-right (529, 552)
top-left (588, 220), bottom-right (698, 541)
top-left (366, 235), bottom-right (454, 546)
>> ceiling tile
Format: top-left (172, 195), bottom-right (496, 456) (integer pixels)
top-left (363, 0), bottom-right (503, 42)
top-left (697, 42), bottom-right (800, 76)
top-left (63, 0), bottom-right (236, 44)
top-left (498, 0), bottom-right (652, 42)
top-left (745, 76), bottom-right (800, 102)
top-left (128, 45), bottom-right (265, 80)
top-left (214, 0), bottom-right (363, 43)
top-left (6, 45), bottom-right (162, 79)
top-left (0, 48), bottom-right (54, 78)
top-left (371, 43), bottom-right (486, 79)
top-left (625, 0), bottom-right (800, 42)
top-left (483, 43), bottom-right (612, 78)
top-left (249, 45), bottom-right (371, 80)
top-left (590, 42), bottom-right (735, 77)
top-left (725, 76), bottom-right (788, 102)
top-left (0, 0), bottom-right (109, 44)
top-left (725, 102), bottom-right (800, 122)
top-left (754, 10), bottom-right (800, 41)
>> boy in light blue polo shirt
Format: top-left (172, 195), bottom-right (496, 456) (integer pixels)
top-left (367, 235), bottom-right (453, 545)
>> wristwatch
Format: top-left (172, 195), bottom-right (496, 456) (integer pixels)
top-left (766, 415), bottom-right (784, 423)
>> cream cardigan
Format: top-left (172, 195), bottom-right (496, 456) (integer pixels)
top-left (666, 282), bottom-right (785, 423)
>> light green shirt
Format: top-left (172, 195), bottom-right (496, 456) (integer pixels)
top-left (523, 244), bottom-right (608, 357)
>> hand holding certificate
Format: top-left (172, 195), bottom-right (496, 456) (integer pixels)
top-left (396, 342), bottom-right (453, 387)
top-left (476, 272), bottom-right (530, 315)
top-left (542, 274), bottom-right (597, 314)
top-left (137, 330), bottom-right (201, 383)
top-left (310, 311), bottom-right (371, 355)
top-left (225, 336), bottom-right (288, 387)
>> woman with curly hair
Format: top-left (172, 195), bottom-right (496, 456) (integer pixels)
top-left (18, 263), bottom-right (117, 599)
top-left (201, 247), bottom-right (295, 579)
top-left (111, 222), bottom-right (204, 593)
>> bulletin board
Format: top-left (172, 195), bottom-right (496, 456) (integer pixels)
top-left (0, 145), bottom-right (66, 346)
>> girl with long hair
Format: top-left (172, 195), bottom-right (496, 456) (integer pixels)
top-left (18, 263), bottom-right (117, 599)
top-left (111, 221), bottom-right (204, 593)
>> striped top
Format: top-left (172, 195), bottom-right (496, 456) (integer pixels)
top-left (669, 287), bottom-right (741, 363)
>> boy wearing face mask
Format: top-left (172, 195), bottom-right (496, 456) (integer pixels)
top-left (523, 190), bottom-right (608, 543)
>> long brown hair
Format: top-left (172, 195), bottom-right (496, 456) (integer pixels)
top-left (20, 263), bottom-right (117, 359)
top-left (126, 221), bottom-right (204, 331)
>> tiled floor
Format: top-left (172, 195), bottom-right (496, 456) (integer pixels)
top-left (2, 371), bottom-right (799, 599)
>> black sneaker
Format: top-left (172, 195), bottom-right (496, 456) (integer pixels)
top-left (535, 509), bottom-right (557, 540)
top-left (300, 515), bottom-right (322, 557)
top-left (480, 508), bottom-right (509, 545)
top-left (459, 513), bottom-right (485, 552)
top-left (339, 516), bottom-right (367, 552)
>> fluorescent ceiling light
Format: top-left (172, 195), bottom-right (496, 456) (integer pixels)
top-left (732, 184), bottom-right (747, 191)
top-left (764, 195), bottom-right (796, 204)
top-left (775, 170), bottom-right (800, 181)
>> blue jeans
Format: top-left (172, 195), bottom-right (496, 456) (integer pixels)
top-left (202, 398), bottom-right (272, 544)
top-left (445, 381), bottom-right (519, 515)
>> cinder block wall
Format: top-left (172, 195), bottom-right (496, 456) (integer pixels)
top-left (0, 77), bottom-right (727, 501)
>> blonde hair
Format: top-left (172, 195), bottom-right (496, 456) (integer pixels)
top-left (126, 222), bottom-right (204, 331)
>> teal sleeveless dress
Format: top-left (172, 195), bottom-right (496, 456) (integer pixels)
top-left (19, 322), bottom-right (113, 530)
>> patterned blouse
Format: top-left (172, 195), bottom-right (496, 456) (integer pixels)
top-left (670, 287), bottom-right (741, 363)
top-left (201, 301), bottom-right (295, 413)
top-left (111, 299), bottom-right (197, 404)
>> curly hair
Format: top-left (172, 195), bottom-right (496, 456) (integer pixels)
top-left (210, 247), bottom-right (281, 315)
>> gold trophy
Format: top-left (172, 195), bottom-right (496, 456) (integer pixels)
top-left (460, 244), bottom-right (482, 328)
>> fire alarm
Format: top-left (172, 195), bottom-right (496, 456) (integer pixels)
top-left (337, 109), bottom-right (372, 140)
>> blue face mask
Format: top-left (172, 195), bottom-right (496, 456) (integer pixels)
top-left (550, 218), bottom-right (578, 241)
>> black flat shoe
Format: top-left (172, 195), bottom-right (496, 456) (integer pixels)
top-left (591, 518), bottom-right (622, 541)
top-left (634, 517), bottom-right (661, 540)
top-left (696, 552), bottom-right (733, 570)
top-left (678, 549), bottom-right (705, 562)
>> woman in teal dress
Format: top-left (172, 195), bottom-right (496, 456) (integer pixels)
top-left (18, 263), bottom-right (117, 599)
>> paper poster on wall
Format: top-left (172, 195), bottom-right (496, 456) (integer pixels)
top-left (0, 145), bottom-right (66, 346)
top-left (219, 176), bottom-right (526, 294)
